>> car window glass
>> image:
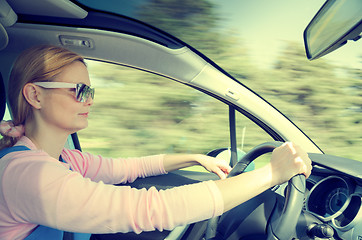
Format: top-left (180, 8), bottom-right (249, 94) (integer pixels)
top-left (1, 105), bottom-right (11, 121)
top-left (74, 0), bottom-right (362, 161)
top-left (77, 60), bottom-right (273, 170)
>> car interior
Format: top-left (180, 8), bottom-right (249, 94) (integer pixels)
top-left (0, 0), bottom-right (361, 239)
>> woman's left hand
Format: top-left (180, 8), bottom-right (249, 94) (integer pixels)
top-left (163, 154), bottom-right (231, 179)
top-left (195, 154), bottom-right (232, 179)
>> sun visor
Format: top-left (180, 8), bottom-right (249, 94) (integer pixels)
top-left (0, 0), bottom-right (17, 27)
top-left (0, 0), bottom-right (16, 51)
top-left (7, 0), bottom-right (87, 19)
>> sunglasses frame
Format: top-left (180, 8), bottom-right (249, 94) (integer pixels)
top-left (33, 82), bottom-right (94, 102)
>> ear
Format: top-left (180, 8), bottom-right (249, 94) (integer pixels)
top-left (23, 83), bottom-right (42, 109)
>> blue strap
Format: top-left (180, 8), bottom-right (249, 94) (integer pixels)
top-left (24, 227), bottom-right (91, 240)
top-left (0, 146), bottom-right (30, 158)
top-left (24, 225), bottom-right (64, 240)
top-left (1, 146), bottom-right (91, 240)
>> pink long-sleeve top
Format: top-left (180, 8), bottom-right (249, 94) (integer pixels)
top-left (0, 136), bottom-right (224, 240)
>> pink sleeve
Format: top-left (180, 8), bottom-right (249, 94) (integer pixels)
top-left (2, 154), bottom-right (224, 234)
top-left (62, 149), bottom-right (166, 184)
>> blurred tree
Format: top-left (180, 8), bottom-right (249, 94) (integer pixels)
top-left (135, 0), bottom-right (253, 79)
top-left (254, 42), bottom-right (361, 158)
top-left (136, 0), bottom-right (218, 49)
top-left (270, 42), bottom-right (341, 114)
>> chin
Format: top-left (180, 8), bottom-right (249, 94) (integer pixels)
top-left (78, 122), bottom-right (89, 131)
top-left (70, 121), bottom-right (88, 133)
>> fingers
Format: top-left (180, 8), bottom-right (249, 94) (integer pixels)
top-left (214, 166), bottom-right (232, 179)
top-left (198, 155), bottom-right (231, 179)
top-left (280, 142), bottom-right (313, 178)
top-left (214, 168), bottom-right (227, 179)
top-left (208, 159), bottom-right (231, 179)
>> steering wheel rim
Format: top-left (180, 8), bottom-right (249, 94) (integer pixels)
top-left (206, 141), bottom-right (306, 240)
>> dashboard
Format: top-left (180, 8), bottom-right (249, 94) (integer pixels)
top-left (122, 152), bottom-right (362, 240)
top-left (304, 165), bottom-right (362, 239)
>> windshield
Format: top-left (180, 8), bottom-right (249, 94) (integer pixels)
top-left (76, 0), bottom-right (362, 160)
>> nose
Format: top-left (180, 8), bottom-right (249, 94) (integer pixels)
top-left (84, 94), bottom-right (94, 106)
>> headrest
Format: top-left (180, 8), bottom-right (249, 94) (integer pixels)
top-left (0, 23), bottom-right (8, 51)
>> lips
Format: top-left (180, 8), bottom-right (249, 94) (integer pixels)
top-left (79, 112), bottom-right (89, 117)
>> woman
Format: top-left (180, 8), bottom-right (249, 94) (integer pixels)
top-left (0, 45), bottom-right (312, 240)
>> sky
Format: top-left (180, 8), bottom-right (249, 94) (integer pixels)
top-left (212, 0), bottom-right (361, 69)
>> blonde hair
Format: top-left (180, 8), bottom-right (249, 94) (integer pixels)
top-left (0, 45), bottom-right (85, 149)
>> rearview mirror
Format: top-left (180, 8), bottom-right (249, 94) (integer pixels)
top-left (304, 0), bottom-right (362, 60)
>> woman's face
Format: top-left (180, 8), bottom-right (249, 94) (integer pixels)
top-left (39, 61), bottom-right (93, 134)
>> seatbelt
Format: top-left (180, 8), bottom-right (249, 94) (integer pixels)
top-left (0, 146), bottom-right (91, 240)
top-left (0, 145), bottom-right (30, 158)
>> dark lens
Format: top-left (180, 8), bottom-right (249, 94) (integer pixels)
top-left (76, 84), bottom-right (94, 102)
top-left (76, 84), bottom-right (87, 102)
top-left (89, 88), bottom-right (95, 99)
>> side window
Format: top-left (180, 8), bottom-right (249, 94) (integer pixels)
top-left (235, 113), bottom-right (273, 169)
top-left (77, 60), bottom-right (273, 169)
top-left (2, 105), bottom-right (11, 121)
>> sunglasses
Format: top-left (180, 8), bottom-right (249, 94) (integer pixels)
top-left (33, 82), bottom-right (95, 102)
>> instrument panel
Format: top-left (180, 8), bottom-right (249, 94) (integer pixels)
top-left (305, 175), bottom-right (362, 237)
top-left (307, 176), bottom-right (351, 220)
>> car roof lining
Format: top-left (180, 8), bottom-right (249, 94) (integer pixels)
top-left (17, 11), bottom-right (185, 50)
top-left (2, 23), bottom-right (208, 85)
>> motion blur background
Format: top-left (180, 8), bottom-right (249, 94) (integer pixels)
top-left (77, 0), bottom-right (361, 161)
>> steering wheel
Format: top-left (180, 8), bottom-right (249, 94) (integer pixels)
top-left (206, 141), bottom-right (306, 240)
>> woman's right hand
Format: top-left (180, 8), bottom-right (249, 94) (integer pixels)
top-left (215, 141), bottom-right (312, 212)
top-left (269, 142), bottom-right (312, 186)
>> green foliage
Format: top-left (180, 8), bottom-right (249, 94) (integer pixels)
top-left (244, 42), bottom-right (361, 159)
top-left (136, 0), bottom-right (219, 46)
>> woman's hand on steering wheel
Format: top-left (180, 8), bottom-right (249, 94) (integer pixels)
top-left (195, 155), bottom-right (232, 179)
top-left (269, 142), bottom-right (312, 186)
